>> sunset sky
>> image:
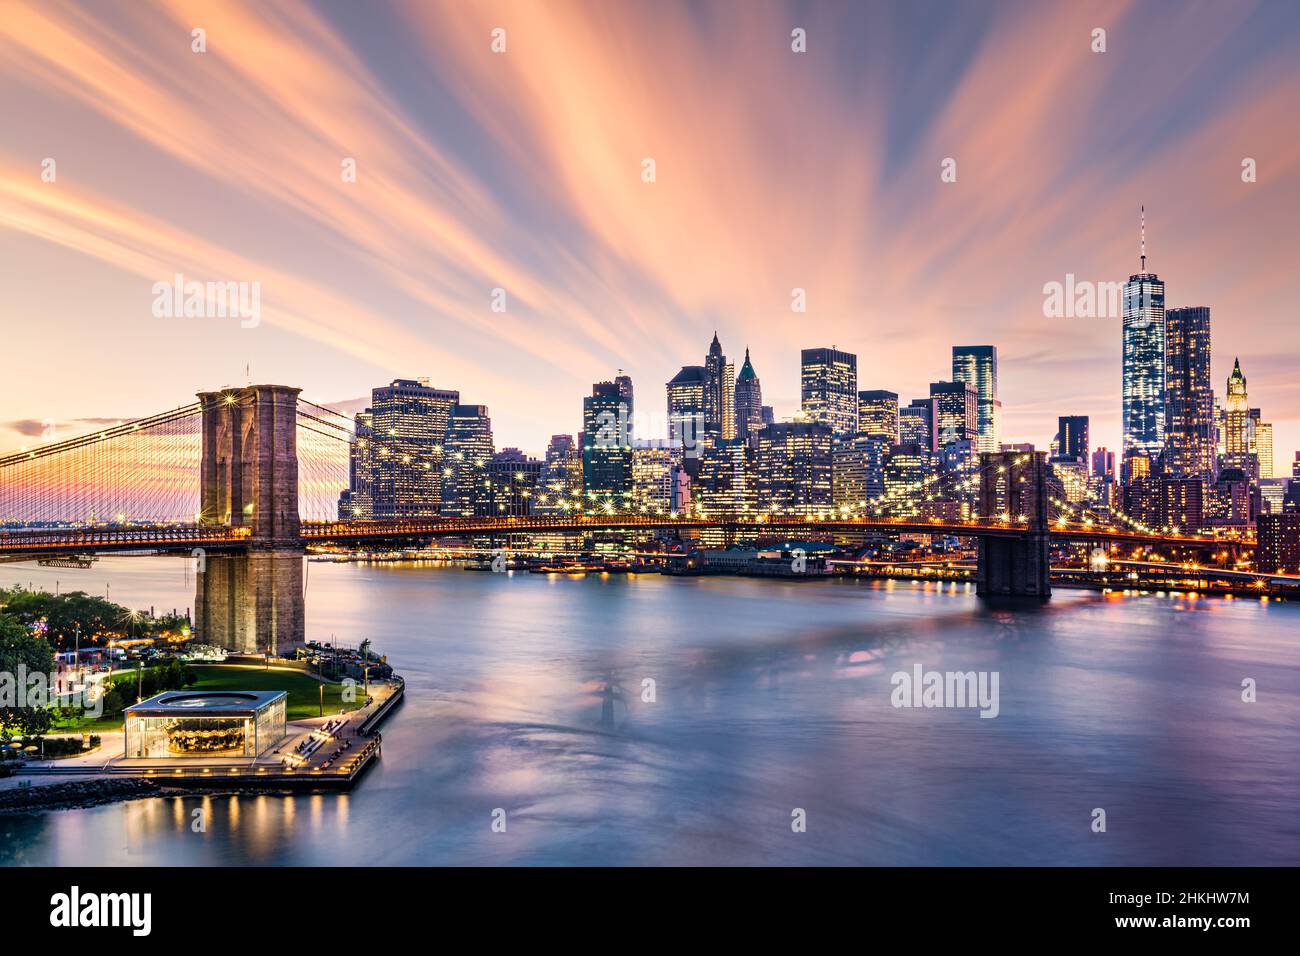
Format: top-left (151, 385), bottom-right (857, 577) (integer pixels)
top-left (2, 0), bottom-right (1298, 466)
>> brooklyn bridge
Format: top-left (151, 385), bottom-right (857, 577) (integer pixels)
top-left (1, 383), bottom-right (1249, 646)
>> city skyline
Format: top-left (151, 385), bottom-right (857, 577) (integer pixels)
top-left (2, 1), bottom-right (1299, 461)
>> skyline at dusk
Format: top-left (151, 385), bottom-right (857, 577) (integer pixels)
top-left (3, 0), bottom-right (1300, 462)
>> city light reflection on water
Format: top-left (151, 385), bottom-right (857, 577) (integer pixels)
top-left (2, 557), bottom-right (1297, 866)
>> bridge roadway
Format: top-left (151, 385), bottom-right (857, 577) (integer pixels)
top-left (0, 514), bottom-right (1251, 557)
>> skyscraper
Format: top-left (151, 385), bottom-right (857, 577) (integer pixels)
top-left (1163, 306), bottom-right (1214, 477)
top-left (697, 438), bottom-right (757, 516)
top-left (800, 347), bottom-right (858, 437)
top-left (733, 348), bottom-right (763, 445)
top-left (1054, 416), bottom-right (1089, 465)
top-left (1122, 208), bottom-right (1166, 463)
top-left (1223, 358), bottom-right (1252, 476)
top-left (857, 390), bottom-right (899, 442)
top-left (832, 435), bottom-right (888, 509)
top-left (952, 346), bottom-right (1000, 453)
top-left (899, 398), bottom-right (938, 452)
top-left (757, 421), bottom-right (833, 512)
top-left (703, 333), bottom-right (729, 439)
top-left (929, 381), bottom-right (978, 450)
top-left (666, 365), bottom-right (707, 462)
top-left (1251, 409), bottom-right (1274, 479)
top-left (583, 378), bottom-right (633, 503)
top-left (488, 448), bottom-right (541, 516)
top-left (340, 409), bottom-right (375, 519)
top-left (368, 378), bottom-right (459, 518)
top-left (536, 434), bottom-right (583, 513)
top-left (441, 404), bottom-right (494, 517)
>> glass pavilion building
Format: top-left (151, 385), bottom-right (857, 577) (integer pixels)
top-left (124, 691), bottom-right (288, 759)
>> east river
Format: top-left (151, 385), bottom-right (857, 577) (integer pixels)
top-left (2, 556), bottom-right (1297, 865)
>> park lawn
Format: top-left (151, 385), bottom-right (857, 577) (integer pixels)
top-left (187, 664), bottom-right (367, 721)
top-left (48, 663), bottom-right (364, 734)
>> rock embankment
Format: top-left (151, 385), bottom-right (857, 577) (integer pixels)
top-left (0, 778), bottom-right (164, 813)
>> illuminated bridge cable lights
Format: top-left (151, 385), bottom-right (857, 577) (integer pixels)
top-left (0, 396), bottom-right (357, 529)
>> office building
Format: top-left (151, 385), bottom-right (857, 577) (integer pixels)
top-left (952, 345), bottom-right (1000, 453)
top-left (368, 378), bottom-right (459, 518)
top-left (930, 381), bottom-right (979, 455)
top-left (583, 378), bottom-right (633, 503)
top-left (800, 347), bottom-right (858, 437)
top-left (666, 365), bottom-right (707, 462)
top-left (1163, 306), bottom-right (1214, 477)
top-left (832, 435), bottom-right (888, 510)
top-left (1251, 410), bottom-right (1274, 479)
top-left (734, 348), bottom-right (765, 446)
top-left (488, 448), bottom-right (541, 516)
top-left (441, 404), bottom-right (494, 517)
top-left (1223, 359), bottom-right (1252, 476)
top-left (857, 390), bottom-right (899, 442)
top-left (900, 398), bottom-right (938, 452)
top-left (536, 434), bottom-right (583, 513)
top-left (1122, 209), bottom-right (1166, 463)
top-left (1257, 513), bottom-right (1300, 574)
top-left (697, 438), bottom-right (757, 516)
top-left (1054, 416), bottom-right (1090, 466)
top-left (757, 421), bottom-right (833, 512)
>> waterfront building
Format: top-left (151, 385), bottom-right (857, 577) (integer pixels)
top-left (1163, 306), bottom-right (1214, 478)
top-left (441, 404), bottom-right (495, 517)
top-left (900, 398), bottom-right (939, 452)
top-left (536, 434), bottom-right (583, 513)
top-left (1122, 209), bottom-right (1166, 465)
top-left (125, 691), bottom-right (287, 759)
top-left (1257, 513), bottom-right (1300, 574)
top-left (952, 345), bottom-right (1000, 453)
top-left (583, 378), bottom-right (634, 506)
top-left (800, 347), bottom-right (858, 437)
top-left (857, 390), bottom-right (899, 442)
top-left (1223, 359), bottom-right (1252, 477)
top-left (488, 448), bottom-right (541, 516)
top-left (368, 378), bottom-right (459, 518)
top-left (832, 435), bottom-right (888, 510)
top-left (734, 348), bottom-right (765, 446)
top-left (757, 421), bottom-right (833, 513)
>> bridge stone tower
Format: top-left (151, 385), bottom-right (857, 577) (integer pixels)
top-left (977, 451), bottom-right (1052, 599)
top-left (195, 385), bottom-right (304, 652)
top-left (197, 384), bottom-right (301, 547)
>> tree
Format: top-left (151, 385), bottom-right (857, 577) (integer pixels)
top-left (0, 614), bottom-right (56, 742)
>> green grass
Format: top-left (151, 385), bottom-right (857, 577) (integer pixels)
top-left (47, 663), bottom-right (365, 734)
top-left (187, 664), bottom-right (366, 721)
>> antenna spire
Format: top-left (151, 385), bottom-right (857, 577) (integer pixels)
top-left (1140, 205), bottom-right (1146, 272)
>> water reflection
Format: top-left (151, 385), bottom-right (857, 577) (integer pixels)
top-left (1, 558), bottom-right (1298, 865)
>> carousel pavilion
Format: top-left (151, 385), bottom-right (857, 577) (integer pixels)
top-left (124, 691), bottom-right (287, 759)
